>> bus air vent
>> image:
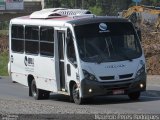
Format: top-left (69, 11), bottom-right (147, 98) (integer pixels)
top-left (119, 73), bottom-right (133, 79)
top-left (100, 76), bottom-right (115, 80)
top-left (30, 8), bottom-right (92, 19)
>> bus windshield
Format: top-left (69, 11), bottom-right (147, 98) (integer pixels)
top-left (74, 22), bottom-right (142, 63)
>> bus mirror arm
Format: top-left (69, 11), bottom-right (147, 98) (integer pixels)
top-left (137, 29), bottom-right (142, 42)
top-left (73, 61), bottom-right (77, 68)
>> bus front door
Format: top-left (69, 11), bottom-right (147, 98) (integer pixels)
top-left (57, 31), bottom-right (66, 90)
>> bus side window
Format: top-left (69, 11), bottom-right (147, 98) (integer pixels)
top-left (25, 26), bottom-right (39, 55)
top-left (67, 29), bottom-right (77, 66)
top-left (11, 25), bottom-right (24, 53)
top-left (40, 27), bottom-right (54, 57)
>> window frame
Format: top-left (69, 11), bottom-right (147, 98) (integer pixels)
top-left (11, 24), bottom-right (25, 53)
top-left (39, 26), bottom-right (54, 57)
top-left (11, 24), bottom-right (55, 57)
top-left (24, 25), bottom-right (39, 55)
top-left (66, 28), bottom-right (77, 68)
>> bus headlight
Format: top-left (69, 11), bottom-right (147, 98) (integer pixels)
top-left (135, 64), bottom-right (145, 79)
top-left (83, 70), bottom-right (97, 81)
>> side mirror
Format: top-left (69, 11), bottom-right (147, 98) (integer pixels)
top-left (73, 61), bottom-right (77, 68)
top-left (137, 29), bottom-right (142, 41)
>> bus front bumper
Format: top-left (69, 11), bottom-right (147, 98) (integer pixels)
top-left (81, 73), bottom-right (146, 98)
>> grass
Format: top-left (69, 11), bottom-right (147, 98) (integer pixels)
top-left (0, 51), bottom-right (9, 76)
top-left (0, 30), bottom-right (8, 36)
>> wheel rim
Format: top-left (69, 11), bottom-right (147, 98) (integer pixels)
top-left (32, 83), bottom-right (37, 97)
top-left (72, 84), bottom-right (80, 103)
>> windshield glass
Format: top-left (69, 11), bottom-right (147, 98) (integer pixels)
top-left (74, 22), bottom-right (142, 63)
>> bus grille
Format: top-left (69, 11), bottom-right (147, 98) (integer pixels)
top-left (119, 73), bottom-right (133, 79)
top-left (99, 76), bottom-right (114, 80)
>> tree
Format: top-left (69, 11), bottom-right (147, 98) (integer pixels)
top-left (89, 6), bottom-right (103, 15)
top-left (44, 0), bottom-right (160, 16)
top-left (141, 0), bottom-right (160, 6)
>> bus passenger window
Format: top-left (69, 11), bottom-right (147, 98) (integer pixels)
top-left (25, 26), bottom-right (39, 55)
top-left (40, 27), bottom-right (54, 57)
top-left (25, 26), bottom-right (39, 40)
top-left (11, 25), bottom-right (24, 53)
top-left (12, 25), bottom-right (24, 39)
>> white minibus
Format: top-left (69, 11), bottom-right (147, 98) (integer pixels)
top-left (8, 8), bottom-right (146, 104)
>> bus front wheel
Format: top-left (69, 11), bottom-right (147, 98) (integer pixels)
top-left (128, 91), bottom-right (140, 100)
top-left (71, 83), bottom-right (83, 105)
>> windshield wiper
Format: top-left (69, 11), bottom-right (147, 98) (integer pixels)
top-left (120, 54), bottom-right (133, 62)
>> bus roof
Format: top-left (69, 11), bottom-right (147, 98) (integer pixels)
top-left (11, 15), bottom-right (129, 26)
top-left (10, 8), bottom-right (129, 26)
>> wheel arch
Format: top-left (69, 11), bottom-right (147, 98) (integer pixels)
top-left (27, 74), bottom-right (34, 87)
top-left (69, 80), bottom-right (77, 95)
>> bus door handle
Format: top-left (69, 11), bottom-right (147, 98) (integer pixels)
top-left (67, 64), bottom-right (71, 76)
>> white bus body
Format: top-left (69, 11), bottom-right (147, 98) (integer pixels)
top-left (8, 8), bottom-right (146, 104)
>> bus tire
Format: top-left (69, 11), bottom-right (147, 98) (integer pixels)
top-left (128, 91), bottom-right (140, 100)
top-left (71, 83), bottom-right (83, 105)
top-left (29, 84), bottom-right (32, 97)
top-left (31, 79), bottom-right (43, 100)
top-left (41, 90), bottom-right (50, 99)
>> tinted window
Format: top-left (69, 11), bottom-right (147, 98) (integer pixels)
top-left (40, 27), bottom-right (54, 57)
top-left (40, 27), bottom-right (54, 42)
top-left (25, 26), bottom-right (39, 40)
top-left (12, 25), bottom-right (24, 38)
top-left (12, 40), bottom-right (24, 52)
top-left (40, 42), bottom-right (54, 56)
top-left (75, 22), bottom-right (142, 63)
top-left (67, 29), bottom-right (77, 64)
top-left (25, 26), bottom-right (39, 55)
top-left (25, 41), bottom-right (39, 54)
top-left (11, 25), bottom-right (24, 53)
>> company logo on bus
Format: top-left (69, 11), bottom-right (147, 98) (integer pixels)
top-left (24, 56), bottom-right (28, 66)
top-left (105, 64), bottom-right (126, 68)
top-left (99, 23), bottom-right (110, 33)
top-left (24, 56), bottom-right (34, 67)
top-left (99, 23), bottom-right (107, 31)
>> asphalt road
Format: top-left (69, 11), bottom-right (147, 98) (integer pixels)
top-left (0, 76), bottom-right (160, 119)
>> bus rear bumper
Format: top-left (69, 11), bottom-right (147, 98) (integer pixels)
top-left (81, 74), bottom-right (146, 98)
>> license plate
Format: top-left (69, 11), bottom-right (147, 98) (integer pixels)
top-left (113, 89), bottom-right (124, 95)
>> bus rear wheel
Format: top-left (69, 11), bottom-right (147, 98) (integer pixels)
top-left (31, 80), bottom-right (41, 100)
top-left (71, 83), bottom-right (83, 105)
top-left (128, 91), bottom-right (140, 100)
top-left (31, 80), bottom-right (50, 100)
